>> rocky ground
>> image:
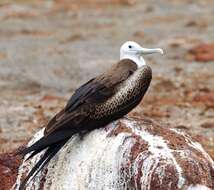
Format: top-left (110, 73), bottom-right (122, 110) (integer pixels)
top-left (0, 0), bottom-right (213, 163)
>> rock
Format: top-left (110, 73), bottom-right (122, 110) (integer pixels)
top-left (192, 92), bottom-right (214, 108)
top-left (52, 0), bottom-right (137, 11)
top-left (0, 52), bottom-right (7, 60)
top-left (188, 43), bottom-right (214, 62)
top-left (11, 117), bottom-right (214, 190)
top-left (185, 20), bottom-right (208, 29)
top-left (0, 152), bottom-right (22, 190)
top-left (200, 121), bottom-right (214, 129)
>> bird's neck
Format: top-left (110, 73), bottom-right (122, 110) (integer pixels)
top-left (120, 55), bottom-right (146, 67)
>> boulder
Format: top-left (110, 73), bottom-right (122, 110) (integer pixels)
top-left (10, 117), bottom-right (214, 190)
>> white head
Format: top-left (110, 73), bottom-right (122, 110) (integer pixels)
top-left (120, 41), bottom-right (163, 67)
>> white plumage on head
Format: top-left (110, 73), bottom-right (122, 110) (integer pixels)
top-left (120, 41), bottom-right (163, 68)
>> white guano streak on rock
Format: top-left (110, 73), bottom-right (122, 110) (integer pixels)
top-left (187, 184), bottom-right (212, 190)
top-left (123, 119), bottom-right (185, 189)
top-left (43, 122), bottom-right (134, 190)
top-left (13, 119), bottom-right (213, 190)
top-left (171, 128), bottom-right (214, 169)
top-left (14, 121), bottom-right (136, 190)
top-left (12, 129), bottom-right (46, 190)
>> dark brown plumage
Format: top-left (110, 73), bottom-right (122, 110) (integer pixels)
top-left (18, 59), bottom-right (152, 190)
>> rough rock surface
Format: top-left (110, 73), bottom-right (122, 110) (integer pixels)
top-left (188, 43), bottom-right (214, 62)
top-left (0, 0), bottom-right (213, 161)
top-left (0, 152), bottom-right (22, 190)
top-left (12, 117), bottom-right (214, 190)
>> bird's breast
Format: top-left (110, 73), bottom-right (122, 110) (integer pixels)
top-left (91, 66), bottom-right (152, 119)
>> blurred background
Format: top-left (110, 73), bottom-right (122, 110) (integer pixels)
top-left (0, 0), bottom-right (213, 160)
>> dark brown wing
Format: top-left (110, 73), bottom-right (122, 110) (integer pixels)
top-left (44, 59), bottom-right (137, 135)
top-left (18, 59), bottom-right (137, 190)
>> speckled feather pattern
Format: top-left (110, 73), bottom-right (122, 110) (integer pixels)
top-left (92, 66), bottom-right (152, 119)
top-left (15, 62), bottom-right (152, 190)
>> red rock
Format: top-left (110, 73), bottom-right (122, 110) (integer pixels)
top-left (51, 0), bottom-right (137, 12)
top-left (192, 92), bottom-right (214, 108)
top-left (194, 53), bottom-right (214, 62)
top-left (0, 52), bottom-right (7, 60)
top-left (189, 43), bottom-right (214, 62)
top-left (12, 117), bottom-right (214, 190)
top-left (2, 9), bottom-right (39, 20)
top-left (0, 152), bottom-right (22, 190)
top-left (144, 107), bottom-right (170, 118)
top-left (200, 122), bottom-right (214, 129)
top-left (153, 79), bottom-right (177, 92)
top-left (41, 95), bottom-right (61, 101)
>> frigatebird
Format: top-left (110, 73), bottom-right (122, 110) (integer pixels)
top-left (18, 41), bottom-right (163, 189)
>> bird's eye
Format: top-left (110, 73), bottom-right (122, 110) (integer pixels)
top-left (128, 45), bottom-right (132, 49)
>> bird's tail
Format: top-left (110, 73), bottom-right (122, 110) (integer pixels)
top-left (18, 140), bottom-right (68, 190)
top-left (16, 129), bottom-right (76, 190)
top-left (16, 129), bottom-right (74, 157)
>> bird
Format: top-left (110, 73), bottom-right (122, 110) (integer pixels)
top-left (17, 41), bottom-right (163, 189)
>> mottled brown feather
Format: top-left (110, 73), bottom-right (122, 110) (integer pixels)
top-left (44, 59), bottom-right (137, 136)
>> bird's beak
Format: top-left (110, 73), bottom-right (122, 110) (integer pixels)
top-left (137, 47), bottom-right (164, 55)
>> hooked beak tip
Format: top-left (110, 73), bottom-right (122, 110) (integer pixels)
top-left (158, 48), bottom-right (164, 55)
